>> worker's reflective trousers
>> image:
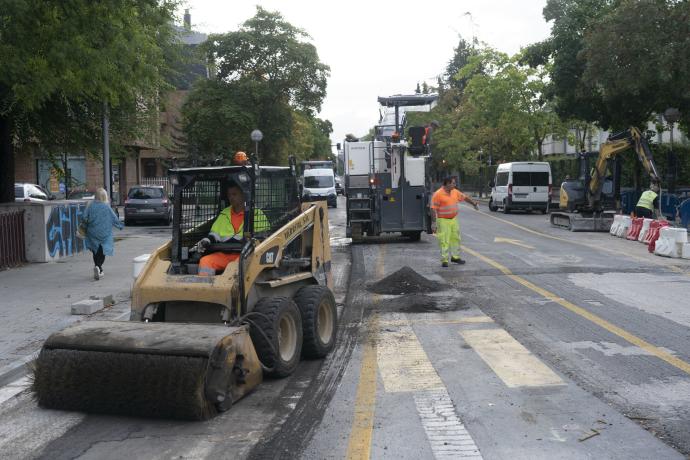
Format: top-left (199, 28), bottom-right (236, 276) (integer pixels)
top-left (436, 216), bottom-right (461, 263)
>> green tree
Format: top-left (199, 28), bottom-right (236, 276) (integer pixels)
top-left (184, 7), bottom-right (330, 165)
top-left (522, 0), bottom-right (614, 129)
top-left (0, 0), bottom-right (178, 202)
top-left (580, 0), bottom-right (690, 130)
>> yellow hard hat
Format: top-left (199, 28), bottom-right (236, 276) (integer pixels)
top-left (233, 151), bottom-right (248, 164)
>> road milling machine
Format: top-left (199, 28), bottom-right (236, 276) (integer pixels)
top-left (551, 127), bottom-right (660, 231)
top-left (344, 94), bottom-right (438, 242)
top-left (33, 163), bottom-right (338, 420)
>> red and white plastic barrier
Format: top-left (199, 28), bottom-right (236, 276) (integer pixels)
top-left (626, 217), bottom-right (644, 240)
top-left (654, 227), bottom-right (688, 258)
top-left (637, 218), bottom-right (654, 243)
top-left (645, 220), bottom-right (670, 252)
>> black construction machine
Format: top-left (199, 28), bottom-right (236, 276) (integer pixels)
top-left (551, 127), bottom-right (661, 231)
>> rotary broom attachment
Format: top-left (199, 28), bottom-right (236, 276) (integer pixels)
top-left (32, 321), bottom-right (262, 420)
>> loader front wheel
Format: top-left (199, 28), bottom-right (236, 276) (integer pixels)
top-left (293, 285), bottom-right (338, 358)
top-left (250, 297), bottom-right (302, 378)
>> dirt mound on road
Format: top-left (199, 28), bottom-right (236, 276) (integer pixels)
top-left (368, 266), bottom-right (445, 295)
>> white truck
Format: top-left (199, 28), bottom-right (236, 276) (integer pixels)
top-left (488, 162), bottom-right (552, 214)
top-left (344, 94), bottom-right (437, 241)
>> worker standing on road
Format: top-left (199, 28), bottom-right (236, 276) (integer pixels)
top-left (431, 177), bottom-right (479, 267)
top-left (198, 183), bottom-right (269, 276)
top-left (634, 182), bottom-right (660, 219)
top-left (82, 188), bottom-right (124, 280)
top-left (233, 151), bottom-right (249, 166)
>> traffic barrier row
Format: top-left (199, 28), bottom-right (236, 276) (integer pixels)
top-left (610, 215), bottom-right (690, 259)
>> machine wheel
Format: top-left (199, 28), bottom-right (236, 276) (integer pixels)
top-left (125, 218), bottom-right (132, 226)
top-left (249, 296), bottom-right (303, 378)
top-left (502, 202), bottom-right (511, 214)
top-left (488, 199), bottom-right (498, 212)
top-left (293, 285), bottom-right (338, 358)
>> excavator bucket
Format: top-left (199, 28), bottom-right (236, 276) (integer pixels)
top-left (32, 321), bottom-right (262, 420)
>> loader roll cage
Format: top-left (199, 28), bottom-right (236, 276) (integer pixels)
top-left (168, 165), bottom-right (300, 271)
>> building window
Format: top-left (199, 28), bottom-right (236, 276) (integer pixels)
top-left (143, 159), bottom-right (158, 178)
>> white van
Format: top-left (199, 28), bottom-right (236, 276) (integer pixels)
top-left (489, 162), bottom-right (552, 214)
top-left (302, 168), bottom-right (337, 208)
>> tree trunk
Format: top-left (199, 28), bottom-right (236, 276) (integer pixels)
top-left (0, 115), bottom-right (15, 203)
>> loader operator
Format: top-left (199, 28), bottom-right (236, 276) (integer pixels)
top-left (431, 177), bottom-right (479, 267)
top-left (634, 182), bottom-right (660, 219)
top-left (198, 182), bottom-right (269, 276)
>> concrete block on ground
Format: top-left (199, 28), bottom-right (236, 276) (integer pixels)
top-left (89, 294), bottom-right (114, 306)
top-left (71, 299), bottom-right (103, 315)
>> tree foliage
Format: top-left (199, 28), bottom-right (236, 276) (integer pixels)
top-left (183, 7), bottom-right (331, 166)
top-left (580, 0), bottom-right (690, 130)
top-left (0, 0), bottom-right (179, 202)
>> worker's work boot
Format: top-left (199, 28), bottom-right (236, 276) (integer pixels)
top-left (451, 257), bottom-right (466, 265)
top-left (441, 261), bottom-right (449, 267)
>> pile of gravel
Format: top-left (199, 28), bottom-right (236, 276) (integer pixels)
top-left (368, 266), bottom-right (445, 295)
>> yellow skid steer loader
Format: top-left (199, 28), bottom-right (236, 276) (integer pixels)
top-left (33, 164), bottom-right (337, 420)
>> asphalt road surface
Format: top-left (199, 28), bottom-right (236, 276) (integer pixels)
top-left (1, 197), bottom-right (690, 459)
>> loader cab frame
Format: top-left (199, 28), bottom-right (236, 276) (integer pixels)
top-left (168, 165), bottom-right (300, 273)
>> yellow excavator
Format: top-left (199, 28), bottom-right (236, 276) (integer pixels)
top-left (32, 163), bottom-right (338, 420)
top-left (551, 127), bottom-right (661, 231)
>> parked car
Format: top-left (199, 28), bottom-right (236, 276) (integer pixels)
top-left (124, 185), bottom-right (172, 225)
top-left (14, 183), bottom-right (49, 202)
top-left (488, 162), bottom-right (552, 214)
top-left (335, 175), bottom-right (344, 195)
top-left (67, 190), bottom-right (96, 200)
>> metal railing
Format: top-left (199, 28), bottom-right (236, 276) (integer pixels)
top-left (141, 177), bottom-right (173, 196)
top-left (0, 210), bottom-right (25, 270)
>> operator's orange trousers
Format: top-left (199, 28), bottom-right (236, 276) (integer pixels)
top-left (198, 252), bottom-right (239, 276)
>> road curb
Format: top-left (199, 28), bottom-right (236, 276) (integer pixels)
top-left (0, 351), bottom-right (38, 388)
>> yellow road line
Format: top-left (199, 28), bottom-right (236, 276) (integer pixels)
top-left (346, 246), bottom-right (385, 460)
top-left (472, 208), bottom-right (689, 275)
top-left (461, 329), bottom-right (564, 387)
top-left (463, 245), bottom-right (690, 376)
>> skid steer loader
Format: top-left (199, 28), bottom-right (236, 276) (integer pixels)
top-left (33, 164), bottom-right (337, 420)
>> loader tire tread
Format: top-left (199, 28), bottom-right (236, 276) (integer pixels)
top-left (250, 296), bottom-right (302, 379)
top-left (293, 285), bottom-right (338, 359)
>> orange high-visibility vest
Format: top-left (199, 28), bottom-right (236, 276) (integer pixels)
top-left (431, 188), bottom-right (466, 219)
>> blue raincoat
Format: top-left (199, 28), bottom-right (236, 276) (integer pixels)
top-left (83, 202), bottom-right (123, 256)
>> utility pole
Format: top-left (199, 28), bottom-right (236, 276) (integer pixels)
top-left (102, 102), bottom-right (111, 201)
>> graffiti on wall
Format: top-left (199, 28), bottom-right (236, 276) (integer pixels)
top-left (46, 203), bottom-right (87, 258)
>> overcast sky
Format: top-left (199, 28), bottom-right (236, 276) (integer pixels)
top-left (179, 1), bottom-right (552, 151)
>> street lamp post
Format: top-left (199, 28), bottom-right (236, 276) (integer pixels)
top-left (251, 129), bottom-right (263, 164)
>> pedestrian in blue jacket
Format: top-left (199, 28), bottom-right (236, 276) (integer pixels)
top-left (83, 188), bottom-right (123, 280)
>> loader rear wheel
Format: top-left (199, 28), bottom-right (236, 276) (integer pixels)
top-left (250, 297), bottom-right (302, 378)
top-left (293, 285), bottom-right (338, 358)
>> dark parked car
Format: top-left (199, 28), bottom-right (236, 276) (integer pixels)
top-left (67, 190), bottom-right (95, 200)
top-left (124, 186), bottom-right (172, 226)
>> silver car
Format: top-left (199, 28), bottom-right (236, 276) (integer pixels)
top-left (124, 186), bottom-right (172, 226)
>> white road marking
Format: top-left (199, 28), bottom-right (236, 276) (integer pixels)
top-left (376, 313), bottom-right (483, 459)
top-left (461, 329), bottom-right (565, 388)
top-left (415, 390), bottom-right (483, 459)
top-left (0, 376), bottom-right (31, 405)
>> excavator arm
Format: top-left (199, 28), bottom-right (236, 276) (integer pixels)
top-left (588, 127), bottom-right (660, 209)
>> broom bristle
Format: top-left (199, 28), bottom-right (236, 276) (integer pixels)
top-left (33, 348), bottom-right (217, 420)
